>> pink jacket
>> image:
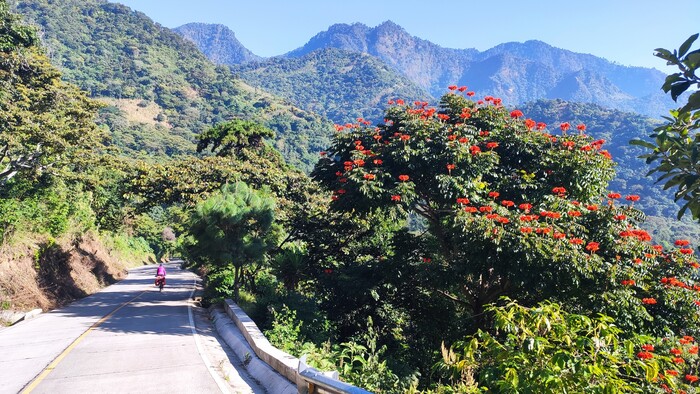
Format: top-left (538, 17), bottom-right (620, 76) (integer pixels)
top-left (156, 265), bottom-right (166, 276)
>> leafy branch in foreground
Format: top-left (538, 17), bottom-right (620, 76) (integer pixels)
top-left (632, 33), bottom-right (700, 220)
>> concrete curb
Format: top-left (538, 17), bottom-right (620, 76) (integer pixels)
top-left (213, 299), bottom-right (372, 394)
top-left (0, 308), bottom-right (42, 326)
top-left (211, 307), bottom-right (297, 394)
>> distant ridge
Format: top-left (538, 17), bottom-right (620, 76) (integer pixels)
top-left (175, 23), bottom-right (262, 65)
top-left (282, 21), bottom-right (673, 118)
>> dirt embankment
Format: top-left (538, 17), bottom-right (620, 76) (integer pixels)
top-left (0, 233), bottom-right (138, 315)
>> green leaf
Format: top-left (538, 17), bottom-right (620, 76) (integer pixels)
top-left (670, 80), bottom-right (691, 101)
top-left (680, 90), bottom-right (700, 115)
top-left (678, 33), bottom-right (699, 58)
top-left (686, 52), bottom-right (700, 69)
top-left (654, 48), bottom-right (674, 61)
top-left (629, 139), bottom-right (657, 150)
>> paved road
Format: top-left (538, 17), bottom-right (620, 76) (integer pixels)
top-left (0, 262), bottom-right (262, 394)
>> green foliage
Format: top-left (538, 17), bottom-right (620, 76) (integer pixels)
top-left (196, 119), bottom-right (275, 157)
top-left (265, 305), bottom-right (303, 354)
top-left (100, 232), bottom-right (155, 264)
top-left (337, 317), bottom-right (417, 393)
top-left (632, 33), bottom-right (700, 220)
top-left (264, 308), bottom-right (416, 393)
top-left (185, 182), bottom-right (280, 300)
top-left (434, 298), bottom-right (700, 393)
top-left (0, 1), bottom-right (102, 185)
top-left (0, 1), bottom-right (36, 51)
top-left (270, 242), bottom-right (308, 291)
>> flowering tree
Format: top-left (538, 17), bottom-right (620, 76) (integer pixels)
top-left (313, 88), bottom-right (700, 340)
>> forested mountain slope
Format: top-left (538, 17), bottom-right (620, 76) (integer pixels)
top-left (13, 0), bottom-right (333, 170)
top-left (231, 47), bottom-right (432, 124)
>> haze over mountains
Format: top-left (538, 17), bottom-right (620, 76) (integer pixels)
top-left (176, 20), bottom-right (674, 120)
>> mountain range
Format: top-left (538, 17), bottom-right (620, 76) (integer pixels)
top-left (177, 21), bottom-right (674, 121)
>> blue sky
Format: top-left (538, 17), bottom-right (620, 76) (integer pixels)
top-left (113, 0), bottom-right (699, 71)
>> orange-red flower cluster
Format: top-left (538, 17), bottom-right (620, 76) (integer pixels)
top-left (524, 118), bottom-right (535, 130)
top-left (637, 351), bottom-right (654, 360)
top-left (510, 110), bottom-right (524, 118)
top-left (552, 186), bottom-right (567, 196)
top-left (518, 203), bottom-right (532, 211)
top-left (585, 242), bottom-right (600, 253)
top-left (619, 229), bottom-right (652, 242)
top-left (540, 211), bottom-right (561, 219)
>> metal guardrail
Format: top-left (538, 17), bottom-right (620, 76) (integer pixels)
top-left (298, 356), bottom-right (373, 394)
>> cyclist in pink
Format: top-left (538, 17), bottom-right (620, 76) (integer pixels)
top-left (156, 263), bottom-right (166, 277)
top-left (155, 263), bottom-right (166, 288)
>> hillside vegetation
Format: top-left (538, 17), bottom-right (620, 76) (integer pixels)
top-left (232, 47), bottom-right (432, 124)
top-left (14, 0), bottom-right (333, 171)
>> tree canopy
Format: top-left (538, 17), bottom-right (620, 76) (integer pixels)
top-left (309, 88), bottom-right (700, 391)
top-left (0, 1), bottom-right (102, 185)
top-left (185, 182), bottom-right (280, 300)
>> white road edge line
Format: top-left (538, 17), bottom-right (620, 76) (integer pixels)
top-left (187, 274), bottom-right (231, 394)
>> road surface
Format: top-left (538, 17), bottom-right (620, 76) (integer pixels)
top-left (0, 261), bottom-right (263, 393)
